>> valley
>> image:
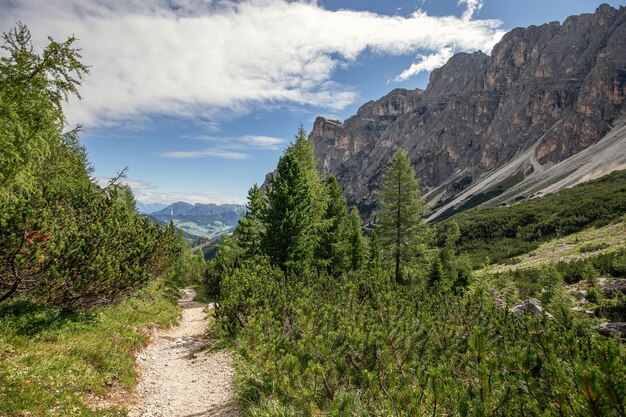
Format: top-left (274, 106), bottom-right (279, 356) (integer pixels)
top-left (148, 202), bottom-right (246, 240)
top-left (1, 3), bottom-right (625, 417)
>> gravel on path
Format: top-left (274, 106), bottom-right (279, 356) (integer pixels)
top-left (129, 289), bottom-right (238, 417)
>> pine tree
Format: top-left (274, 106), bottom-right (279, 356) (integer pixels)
top-left (428, 253), bottom-right (444, 288)
top-left (316, 176), bottom-right (349, 275)
top-left (236, 184), bottom-right (266, 258)
top-left (375, 149), bottom-right (427, 283)
top-left (347, 207), bottom-right (366, 271)
top-left (262, 152), bottom-right (316, 274)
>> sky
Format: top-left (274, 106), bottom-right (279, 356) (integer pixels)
top-left (1, 0), bottom-right (623, 206)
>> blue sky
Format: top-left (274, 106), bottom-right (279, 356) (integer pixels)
top-left (1, 0), bottom-right (623, 205)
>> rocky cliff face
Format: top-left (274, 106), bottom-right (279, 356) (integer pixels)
top-left (310, 4), bottom-right (626, 221)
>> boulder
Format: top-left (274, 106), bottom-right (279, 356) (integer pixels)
top-left (572, 306), bottom-right (595, 317)
top-left (510, 298), bottom-right (554, 319)
top-left (596, 322), bottom-right (626, 338)
top-left (600, 278), bottom-right (626, 297)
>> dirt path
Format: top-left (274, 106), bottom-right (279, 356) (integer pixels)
top-left (129, 289), bottom-right (238, 417)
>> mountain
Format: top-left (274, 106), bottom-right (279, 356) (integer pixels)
top-left (310, 4), bottom-right (626, 222)
top-left (150, 202), bottom-right (246, 239)
top-left (135, 202), bottom-right (169, 214)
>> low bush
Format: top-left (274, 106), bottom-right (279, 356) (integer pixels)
top-left (216, 265), bottom-right (626, 417)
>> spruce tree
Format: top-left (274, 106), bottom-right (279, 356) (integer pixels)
top-left (316, 176), bottom-right (349, 275)
top-left (375, 149), bottom-right (427, 283)
top-left (261, 152), bottom-right (316, 274)
top-left (236, 184), bottom-right (266, 258)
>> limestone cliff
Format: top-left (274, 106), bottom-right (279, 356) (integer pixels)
top-left (310, 4), bottom-right (626, 221)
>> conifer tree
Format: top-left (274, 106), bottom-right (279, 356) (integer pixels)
top-left (0, 24), bottom-right (183, 308)
top-left (316, 176), bottom-right (349, 275)
top-left (286, 124), bottom-right (327, 226)
top-left (236, 184), bottom-right (266, 258)
top-left (262, 152), bottom-right (316, 274)
top-left (428, 252), bottom-right (445, 289)
top-left (347, 207), bottom-right (366, 271)
top-left (375, 149), bottom-right (427, 283)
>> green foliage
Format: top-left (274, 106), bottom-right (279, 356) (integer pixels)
top-left (428, 252), bottom-right (445, 289)
top-left (236, 184), bottom-right (266, 258)
top-left (0, 24), bottom-right (185, 310)
top-left (441, 170), bottom-right (626, 266)
top-left (0, 23), bottom-right (88, 198)
top-left (375, 149), bottom-right (428, 283)
top-left (262, 152), bottom-right (318, 274)
top-left (496, 249), bottom-right (626, 296)
top-left (0, 280), bottom-right (180, 416)
top-left (202, 235), bottom-right (243, 301)
top-left (439, 219), bottom-right (460, 277)
top-left (316, 176), bottom-right (350, 275)
top-left (219, 266), bottom-right (625, 417)
top-left (347, 207), bottom-right (367, 271)
top-left (211, 126), bottom-right (626, 417)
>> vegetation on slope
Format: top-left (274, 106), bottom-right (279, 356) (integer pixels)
top-left (0, 24), bottom-right (206, 415)
top-left (439, 170), bottom-right (626, 267)
top-left (206, 126), bottom-right (626, 416)
top-left (0, 282), bottom-right (180, 416)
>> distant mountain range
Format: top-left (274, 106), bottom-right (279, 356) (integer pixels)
top-left (136, 202), bottom-right (169, 214)
top-left (146, 202), bottom-right (246, 239)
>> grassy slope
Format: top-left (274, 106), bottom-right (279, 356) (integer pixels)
top-left (486, 221), bottom-right (626, 274)
top-left (0, 281), bottom-right (180, 416)
top-left (443, 169), bottom-right (626, 266)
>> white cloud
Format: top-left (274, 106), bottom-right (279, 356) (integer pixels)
top-left (394, 47), bottom-right (455, 81)
top-left (459, 0), bottom-right (484, 21)
top-left (241, 135), bottom-right (286, 150)
top-left (134, 190), bottom-right (246, 205)
top-left (94, 177), bottom-right (156, 190)
top-left (0, 0), bottom-right (504, 127)
top-left (160, 133), bottom-right (287, 159)
top-left (160, 149), bottom-right (251, 159)
top-left (94, 176), bottom-right (245, 204)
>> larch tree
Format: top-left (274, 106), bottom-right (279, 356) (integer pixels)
top-left (375, 149), bottom-right (427, 283)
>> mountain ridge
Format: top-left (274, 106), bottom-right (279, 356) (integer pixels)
top-left (309, 4), bottom-right (626, 221)
top-left (149, 202), bottom-right (246, 239)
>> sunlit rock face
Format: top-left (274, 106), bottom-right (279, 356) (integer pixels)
top-left (310, 5), bottom-right (626, 221)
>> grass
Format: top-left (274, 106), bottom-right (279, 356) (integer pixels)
top-left (0, 281), bottom-right (181, 416)
top-left (437, 169), bottom-right (526, 221)
top-left (172, 220), bottom-right (234, 239)
top-left (483, 221), bottom-right (626, 274)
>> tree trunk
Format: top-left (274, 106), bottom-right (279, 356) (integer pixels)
top-left (0, 257), bottom-right (21, 303)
